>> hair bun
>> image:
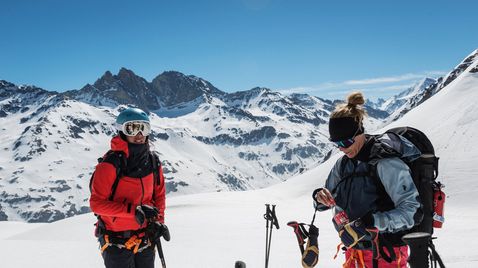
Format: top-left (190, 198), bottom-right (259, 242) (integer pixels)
top-left (347, 91), bottom-right (365, 106)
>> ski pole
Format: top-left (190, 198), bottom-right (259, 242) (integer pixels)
top-left (146, 219), bottom-right (170, 268)
top-left (266, 205), bottom-right (278, 267)
top-left (264, 204), bottom-right (270, 268)
top-left (156, 239), bottom-right (167, 268)
top-left (264, 204), bottom-right (279, 268)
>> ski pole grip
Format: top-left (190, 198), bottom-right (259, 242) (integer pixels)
top-left (402, 232), bottom-right (431, 268)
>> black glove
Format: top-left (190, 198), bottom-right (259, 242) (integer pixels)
top-left (148, 222), bottom-right (171, 242)
top-left (135, 205), bottom-right (159, 225)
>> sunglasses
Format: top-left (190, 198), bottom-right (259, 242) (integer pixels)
top-left (334, 138), bottom-right (355, 149)
top-left (332, 126), bottom-right (362, 149)
top-left (121, 121), bottom-right (151, 137)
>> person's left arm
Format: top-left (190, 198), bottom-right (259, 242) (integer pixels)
top-left (372, 158), bottom-right (421, 233)
top-left (152, 163), bottom-right (166, 223)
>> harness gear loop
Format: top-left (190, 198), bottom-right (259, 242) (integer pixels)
top-left (100, 235), bottom-right (111, 253)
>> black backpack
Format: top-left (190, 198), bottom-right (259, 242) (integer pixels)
top-left (339, 126), bottom-right (441, 235)
top-left (383, 127), bottom-right (440, 235)
top-left (365, 126), bottom-right (440, 235)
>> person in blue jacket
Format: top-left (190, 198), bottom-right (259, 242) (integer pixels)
top-left (313, 92), bottom-right (422, 268)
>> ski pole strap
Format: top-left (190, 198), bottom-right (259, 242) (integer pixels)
top-left (310, 207), bottom-right (318, 226)
top-left (264, 204), bottom-right (279, 229)
top-left (378, 235), bottom-right (396, 263)
top-left (367, 228), bottom-right (396, 264)
top-left (271, 205), bottom-right (279, 229)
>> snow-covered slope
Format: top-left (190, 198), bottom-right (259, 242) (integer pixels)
top-left (379, 77), bottom-right (436, 113)
top-left (0, 55), bottom-right (477, 267)
top-left (383, 49), bottom-right (478, 123)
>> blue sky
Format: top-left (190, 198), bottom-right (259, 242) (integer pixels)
top-left (1, 0), bottom-right (477, 101)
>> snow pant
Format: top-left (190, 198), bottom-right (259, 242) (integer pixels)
top-left (102, 245), bottom-right (155, 268)
top-left (343, 245), bottom-right (408, 268)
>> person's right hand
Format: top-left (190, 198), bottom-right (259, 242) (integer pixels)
top-left (148, 222), bottom-right (171, 242)
top-left (135, 205), bottom-right (159, 225)
top-left (314, 188), bottom-right (336, 207)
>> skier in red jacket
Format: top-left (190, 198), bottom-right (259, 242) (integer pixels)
top-left (90, 107), bottom-right (167, 268)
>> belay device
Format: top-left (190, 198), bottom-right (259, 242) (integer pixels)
top-left (288, 208), bottom-right (319, 268)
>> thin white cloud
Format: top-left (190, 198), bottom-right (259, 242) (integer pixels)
top-left (278, 70), bottom-right (446, 96)
top-left (344, 74), bottom-right (423, 85)
top-left (344, 71), bottom-right (447, 86)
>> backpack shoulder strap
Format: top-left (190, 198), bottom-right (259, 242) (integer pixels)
top-left (150, 152), bottom-right (161, 199)
top-left (339, 155), bottom-right (349, 176)
top-left (368, 162), bottom-right (387, 197)
top-left (101, 151), bottom-right (127, 201)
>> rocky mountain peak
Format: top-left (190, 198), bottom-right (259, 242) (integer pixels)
top-left (151, 71), bottom-right (224, 107)
top-left (93, 68), bottom-right (147, 92)
top-left (0, 80), bottom-right (16, 88)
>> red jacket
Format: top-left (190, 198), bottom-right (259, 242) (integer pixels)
top-left (90, 136), bottom-right (166, 232)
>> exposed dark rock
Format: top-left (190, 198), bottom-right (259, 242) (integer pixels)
top-left (287, 115), bottom-right (326, 126)
top-left (150, 132), bottom-right (169, 141)
top-left (238, 152), bottom-right (260, 161)
top-left (165, 181), bottom-right (189, 193)
top-left (194, 126), bottom-right (277, 146)
top-left (151, 71), bottom-right (224, 107)
top-left (0, 204), bottom-right (8, 221)
top-left (272, 163), bottom-right (299, 174)
top-left (49, 180), bottom-right (72, 193)
top-left (22, 209), bottom-right (65, 223)
top-left (218, 173), bottom-right (247, 190)
top-left (365, 106), bottom-right (389, 119)
top-left (0, 192), bottom-right (55, 204)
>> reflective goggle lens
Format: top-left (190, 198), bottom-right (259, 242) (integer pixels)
top-left (122, 121), bottom-right (151, 136)
top-left (334, 138), bottom-right (355, 148)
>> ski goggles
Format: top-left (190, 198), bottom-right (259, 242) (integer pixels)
top-left (120, 121), bottom-right (151, 136)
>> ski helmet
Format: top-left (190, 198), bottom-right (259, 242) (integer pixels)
top-left (116, 107), bottom-right (150, 125)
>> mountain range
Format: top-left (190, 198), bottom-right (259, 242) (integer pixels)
top-left (0, 48), bottom-right (476, 222)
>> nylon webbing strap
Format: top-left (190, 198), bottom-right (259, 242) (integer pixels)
top-left (108, 152), bottom-right (126, 201)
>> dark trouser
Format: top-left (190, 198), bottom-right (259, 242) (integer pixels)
top-left (102, 245), bottom-right (155, 268)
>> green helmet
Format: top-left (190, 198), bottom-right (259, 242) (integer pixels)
top-left (116, 108), bottom-right (150, 125)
